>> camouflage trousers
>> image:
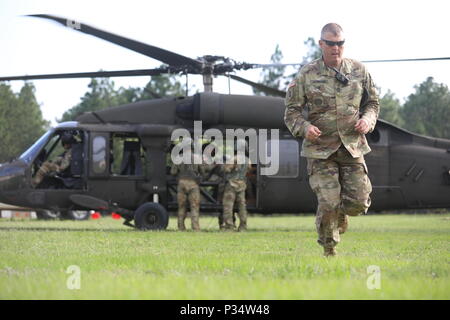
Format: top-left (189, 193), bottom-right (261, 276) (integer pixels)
top-left (307, 146), bottom-right (372, 249)
top-left (177, 178), bottom-right (201, 231)
top-left (222, 180), bottom-right (247, 230)
top-left (32, 161), bottom-right (59, 187)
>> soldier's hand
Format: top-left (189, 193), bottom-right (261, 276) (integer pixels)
top-left (305, 125), bottom-right (322, 141)
top-left (355, 118), bottom-right (369, 134)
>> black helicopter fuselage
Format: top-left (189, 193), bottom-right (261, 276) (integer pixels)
top-left (0, 92), bottom-right (449, 222)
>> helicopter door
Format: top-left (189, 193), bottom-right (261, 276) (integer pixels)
top-left (90, 133), bottom-right (145, 208)
top-left (257, 138), bottom-right (315, 212)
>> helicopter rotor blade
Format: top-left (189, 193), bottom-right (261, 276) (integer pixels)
top-left (243, 57), bottom-right (450, 69)
top-left (231, 62), bottom-right (302, 71)
top-left (27, 14), bottom-right (203, 72)
top-left (228, 74), bottom-right (286, 98)
top-left (247, 63), bottom-right (302, 69)
top-left (0, 68), bottom-right (170, 81)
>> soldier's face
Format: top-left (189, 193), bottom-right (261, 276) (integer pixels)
top-left (319, 32), bottom-right (345, 68)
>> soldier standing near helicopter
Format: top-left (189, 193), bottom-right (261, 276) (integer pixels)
top-left (284, 23), bottom-right (380, 256)
top-left (221, 145), bottom-right (251, 231)
top-left (170, 147), bottom-right (204, 231)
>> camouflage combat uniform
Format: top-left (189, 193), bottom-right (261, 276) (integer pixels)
top-left (171, 161), bottom-right (204, 231)
top-left (201, 161), bottom-right (226, 227)
top-left (284, 58), bottom-right (379, 254)
top-left (222, 157), bottom-right (250, 231)
top-left (32, 149), bottom-right (72, 187)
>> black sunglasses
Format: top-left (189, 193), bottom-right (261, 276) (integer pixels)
top-left (321, 39), bottom-right (345, 47)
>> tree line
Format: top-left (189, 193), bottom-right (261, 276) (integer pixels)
top-left (0, 83), bottom-right (49, 162)
top-left (1, 40), bottom-right (449, 162)
top-left (0, 74), bottom-right (185, 162)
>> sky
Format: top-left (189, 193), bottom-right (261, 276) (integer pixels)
top-left (1, 0), bottom-right (449, 125)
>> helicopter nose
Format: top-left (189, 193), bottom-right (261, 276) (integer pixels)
top-left (0, 162), bottom-right (27, 203)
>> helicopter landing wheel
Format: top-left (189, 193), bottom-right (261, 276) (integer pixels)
top-left (63, 210), bottom-right (90, 220)
top-left (36, 210), bottom-right (62, 220)
top-left (134, 202), bottom-right (169, 230)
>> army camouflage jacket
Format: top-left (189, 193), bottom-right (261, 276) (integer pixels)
top-left (223, 157), bottom-right (250, 182)
top-left (170, 162), bottom-right (204, 183)
top-left (54, 149), bottom-right (72, 173)
top-left (284, 58), bottom-right (379, 159)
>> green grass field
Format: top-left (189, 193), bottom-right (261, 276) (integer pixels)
top-left (0, 213), bottom-right (449, 299)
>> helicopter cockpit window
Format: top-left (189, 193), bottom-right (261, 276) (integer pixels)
top-left (19, 130), bottom-right (53, 164)
top-left (263, 139), bottom-right (299, 178)
top-left (31, 130), bottom-right (84, 189)
top-left (110, 134), bottom-right (144, 176)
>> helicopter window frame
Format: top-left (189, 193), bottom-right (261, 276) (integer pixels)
top-left (262, 138), bottom-right (299, 179)
top-left (90, 134), bottom-right (108, 176)
top-left (19, 130), bottom-right (54, 164)
top-left (43, 134), bottom-right (65, 163)
top-left (110, 133), bottom-right (145, 177)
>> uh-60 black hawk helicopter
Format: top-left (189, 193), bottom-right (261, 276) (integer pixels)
top-left (0, 14), bottom-right (449, 229)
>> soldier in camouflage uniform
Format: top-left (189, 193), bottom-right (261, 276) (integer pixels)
top-left (284, 23), bottom-right (379, 256)
top-left (32, 132), bottom-right (75, 188)
top-left (200, 147), bottom-right (226, 228)
top-left (170, 149), bottom-right (204, 231)
top-left (221, 154), bottom-right (250, 231)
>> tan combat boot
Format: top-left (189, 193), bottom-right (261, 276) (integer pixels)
top-left (237, 210), bottom-right (247, 232)
top-left (338, 214), bottom-right (348, 234)
top-left (177, 212), bottom-right (186, 231)
top-left (191, 214), bottom-right (200, 231)
top-left (237, 221), bottom-right (247, 232)
top-left (324, 247), bottom-right (337, 257)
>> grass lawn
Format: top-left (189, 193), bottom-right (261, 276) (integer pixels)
top-left (0, 213), bottom-right (449, 299)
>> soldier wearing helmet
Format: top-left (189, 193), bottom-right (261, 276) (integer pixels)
top-left (32, 132), bottom-right (76, 187)
top-left (221, 139), bottom-right (251, 231)
top-left (170, 143), bottom-right (205, 231)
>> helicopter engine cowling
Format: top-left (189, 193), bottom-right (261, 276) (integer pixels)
top-left (177, 92), bottom-right (287, 129)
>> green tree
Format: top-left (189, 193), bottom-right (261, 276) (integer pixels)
top-left (140, 74), bottom-right (186, 99)
top-left (253, 44), bottom-right (286, 96)
top-left (0, 82), bottom-right (49, 162)
top-left (59, 78), bottom-right (121, 122)
top-left (59, 72), bottom-right (186, 122)
top-left (284, 37), bottom-right (322, 87)
top-left (379, 89), bottom-right (404, 127)
top-left (402, 77), bottom-right (450, 139)
top-left (302, 37), bottom-right (321, 63)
